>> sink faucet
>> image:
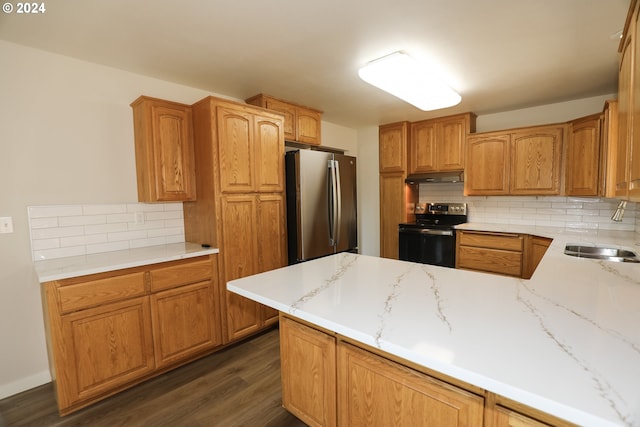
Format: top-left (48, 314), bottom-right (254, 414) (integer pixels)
top-left (611, 200), bottom-right (627, 222)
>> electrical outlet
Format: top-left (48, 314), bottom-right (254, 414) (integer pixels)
top-left (134, 212), bottom-right (145, 225)
top-left (0, 217), bottom-right (14, 234)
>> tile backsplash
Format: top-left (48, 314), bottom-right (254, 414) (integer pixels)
top-left (419, 182), bottom-right (638, 232)
top-left (28, 203), bottom-right (185, 261)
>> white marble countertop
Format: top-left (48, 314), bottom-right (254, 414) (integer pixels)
top-left (228, 226), bottom-right (640, 427)
top-left (34, 242), bottom-right (218, 282)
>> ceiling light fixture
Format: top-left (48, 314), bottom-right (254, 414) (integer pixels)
top-left (358, 51), bottom-right (461, 111)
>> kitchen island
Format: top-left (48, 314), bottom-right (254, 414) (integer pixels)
top-left (228, 226), bottom-right (640, 427)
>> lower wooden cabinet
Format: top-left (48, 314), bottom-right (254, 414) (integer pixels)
top-left (338, 342), bottom-right (484, 427)
top-left (456, 231), bottom-right (551, 279)
top-left (57, 296), bottom-right (155, 409)
top-left (457, 231), bottom-right (525, 277)
top-left (280, 316), bottom-right (337, 427)
top-left (279, 315), bottom-right (576, 427)
top-left (41, 255), bottom-right (222, 415)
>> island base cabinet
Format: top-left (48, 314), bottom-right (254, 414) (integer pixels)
top-left (280, 316), bottom-right (337, 427)
top-left (338, 342), bottom-right (484, 427)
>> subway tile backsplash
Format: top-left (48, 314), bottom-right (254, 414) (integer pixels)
top-left (418, 182), bottom-right (638, 232)
top-left (28, 203), bottom-right (185, 261)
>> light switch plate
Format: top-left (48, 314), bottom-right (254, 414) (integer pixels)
top-left (0, 217), bottom-right (14, 234)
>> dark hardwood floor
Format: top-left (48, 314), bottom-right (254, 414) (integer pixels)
top-left (0, 328), bottom-right (307, 427)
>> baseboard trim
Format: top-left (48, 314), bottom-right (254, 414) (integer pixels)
top-left (0, 371), bottom-right (51, 400)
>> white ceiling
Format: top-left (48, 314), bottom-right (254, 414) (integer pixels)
top-left (0, 0), bottom-right (630, 128)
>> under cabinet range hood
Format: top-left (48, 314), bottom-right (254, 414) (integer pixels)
top-left (405, 171), bottom-right (464, 184)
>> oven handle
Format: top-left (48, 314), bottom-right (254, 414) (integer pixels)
top-left (398, 227), bottom-right (454, 236)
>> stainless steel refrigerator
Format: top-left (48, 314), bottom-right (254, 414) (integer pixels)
top-left (285, 149), bottom-right (358, 264)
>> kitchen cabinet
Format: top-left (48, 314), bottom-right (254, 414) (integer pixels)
top-left (456, 231), bottom-right (551, 279)
top-left (41, 255), bottom-right (220, 415)
top-left (465, 133), bottom-right (511, 195)
top-left (280, 316), bottom-right (337, 427)
top-left (217, 104), bottom-right (285, 193)
top-left (565, 113), bottom-right (603, 196)
top-left (602, 100), bottom-right (619, 197)
top-left (409, 113), bottom-right (476, 173)
top-left (486, 394), bottom-right (576, 427)
top-left (379, 121), bottom-right (409, 173)
top-left (130, 96), bottom-right (196, 202)
top-left (510, 126), bottom-right (564, 195)
top-left (246, 93), bottom-right (323, 145)
top-left (465, 124), bottom-right (564, 196)
top-left (184, 96), bottom-right (286, 343)
top-left (219, 192), bottom-right (286, 342)
top-left (279, 314), bottom-right (484, 427)
top-left (338, 341), bottom-right (484, 427)
top-left (457, 230), bottom-right (524, 277)
top-left (616, 1), bottom-right (640, 200)
top-left (149, 257), bottom-right (220, 368)
top-left (379, 121), bottom-right (416, 259)
top-left (629, 1), bottom-right (640, 201)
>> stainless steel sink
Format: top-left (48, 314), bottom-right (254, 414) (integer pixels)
top-left (564, 244), bottom-right (640, 263)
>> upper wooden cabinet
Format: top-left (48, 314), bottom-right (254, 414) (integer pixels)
top-left (379, 121), bottom-right (409, 173)
top-left (616, 0), bottom-right (640, 201)
top-left (566, 113), bottom-right (603, 196)
top-left (465, 124), bottom-right (565, 196)
top-left (131, 96), bottom-right (196, 202)
top-left (409, 113), bottom-right (476, 173)
top-left (602, 100), bottom-right (619, 197)
top-left (510, 125), bottom-right (564, 195)
top-left (216, 104), bottom-right (285, 193)
top-left (465, 133), bottom-right (511, 195)
top-left (246, 94), bottom-right (322, 145)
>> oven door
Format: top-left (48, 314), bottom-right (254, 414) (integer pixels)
top-left (398, 226), bottom-right (456, 267)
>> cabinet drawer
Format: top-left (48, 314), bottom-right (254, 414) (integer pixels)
top-left (458, 231), bottom-right (523, 251)
top-left (57, 272), bottom-right (147, 314)
top-left (150, 256), bottom-right (212, 292)
top-left (458, 246), bottom-right (523, 277)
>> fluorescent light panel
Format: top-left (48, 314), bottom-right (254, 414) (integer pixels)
top-left (358, 52), bottom-right (461, 111)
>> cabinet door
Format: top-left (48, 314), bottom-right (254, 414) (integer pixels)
top-left (150, 281), bottom-right (220, 368)
top-left (380, 173), bottom-right (407, 259)
top-left (132, 97), bottom-right (196, 202)
top-left (617, 33), bottom-right (633, 199)
top-left (566, 115), bottom-right (602, 196)
top-left (221, 195), bottom-right (261, 341)
top-left (217, 105), bottom-right (256, 193)
top-left (510, 126), bottom-right (563, 195)
top-left (379, 122), bottom-right (409, 173)
top-left (280, 316), bottom-right (336, 427)
top-left (437, 117), bottom-right (466, 171)
top-left (338, 341), bottom-right (484, 427)
top-left (465, 134), bottom-right (510, 195)
top-left (630, 6), bottom-right (640, 201)
top-left (409, 120), bottom-right (437, 173)
top-left (297, 108), bottom-right (322, 145)
top-left (255, 115), bottom-right (285, 192)
top-left (58, 296), bottom-right (154, 409)
top-left (257, 193), bottom-right (287, 325)
top-left (491, 406), bottom-right (552, 427)
top-left (265, 97), bottom-right (296, 141)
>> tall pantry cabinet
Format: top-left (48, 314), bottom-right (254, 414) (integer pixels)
top-left (184, 96), bottom-right (286, 343)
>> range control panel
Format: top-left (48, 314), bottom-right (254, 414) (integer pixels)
top-left (414, 202), bottom-right (467, 216)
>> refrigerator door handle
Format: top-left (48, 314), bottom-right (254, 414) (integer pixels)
top-left (334, 160), bottom-right (342, 247)
top-left (328, 159), bottom-right (339, 247)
